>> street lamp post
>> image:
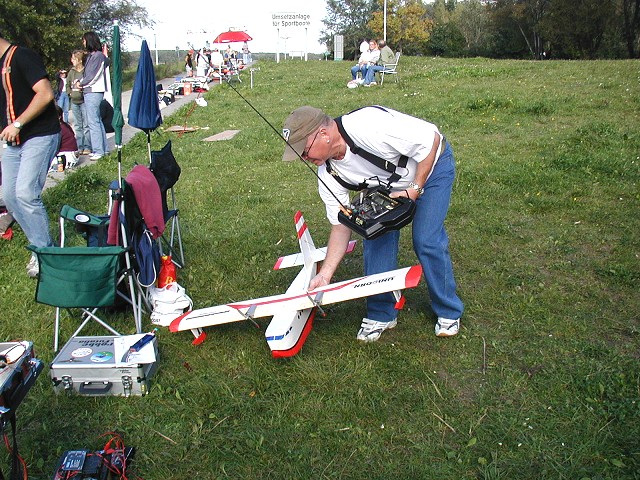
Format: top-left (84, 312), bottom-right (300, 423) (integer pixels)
top-left (154, 33), bottom-right (159, 65)
top-left (384, 0), bottom-right (387, 42)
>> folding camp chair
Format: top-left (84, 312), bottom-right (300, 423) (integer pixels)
top-left (62, 200), bottom-right (147, 316)
top-left (108, 170), bottom-right (162, 291)
top-left (106, 166), bottom-right (165, 291)
top-left (29, 245), bottom-right (134, 352)
top-left (34, 200), bottom-right (145, 351)
top-left (379, 52), bottom-right (401, 85)
top-left (150, 141), bottom-right (185, 268)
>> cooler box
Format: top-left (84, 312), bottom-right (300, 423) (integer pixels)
top-left (50, 335), bottom-right (158, 397)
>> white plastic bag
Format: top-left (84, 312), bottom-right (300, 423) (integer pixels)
top-left (148, 282), bottom-right (193, 326)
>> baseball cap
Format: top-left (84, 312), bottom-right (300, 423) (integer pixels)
top-left (282, 106), bottom-right (329, 161)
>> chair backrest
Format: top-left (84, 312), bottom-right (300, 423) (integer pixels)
top-left (120, 179), bottom-right (161, 287)
top-left (29, 245), bottom-right (125, 308)
top-left (382, 52), bottom-right (401, 76)
top-left (59, 205), bottom-right (110, 247)
top-left (150, 140), bottom-right (181, 217)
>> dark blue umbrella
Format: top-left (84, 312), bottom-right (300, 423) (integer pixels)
top-left (128, 40), bottom-right (162, 162)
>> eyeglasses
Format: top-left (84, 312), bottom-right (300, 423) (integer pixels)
top-left (302, 130), bottom-right (321, 159)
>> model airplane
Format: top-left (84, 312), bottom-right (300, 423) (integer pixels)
top-left (170, 211), bottom-right (423, 357)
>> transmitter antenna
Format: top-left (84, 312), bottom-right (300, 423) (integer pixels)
top-left (223, 80), bottom-right (351, 215)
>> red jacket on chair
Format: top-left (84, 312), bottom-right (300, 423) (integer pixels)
top-left (107, 165), bottom-right (165, 245)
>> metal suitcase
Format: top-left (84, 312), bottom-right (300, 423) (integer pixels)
top-left (50, 335), bottom-right (158, 396)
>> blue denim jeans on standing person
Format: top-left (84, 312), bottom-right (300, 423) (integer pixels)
top-left (363, 65), bottom-right (384, 85)
top-left (363, 141), bottom-right (464, 322)
top-left (1, 132), bottom-right (60, 247)
top-left (84, 92), bottom-right (107, 156)
top-left (57, 91), bottom-right (70, 122)
top-left (70, 102), bottom-right (91, 152)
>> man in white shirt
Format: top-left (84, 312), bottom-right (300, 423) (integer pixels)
top-left (282, 105), bottom-right (464, 341)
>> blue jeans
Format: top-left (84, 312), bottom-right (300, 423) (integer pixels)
top-left (351, 64), bottom-right (368, 80)
top-left (70, 102), bottom-right (91, 151)
top-left (363, 142), bottom-right (464, 322)
top-left (84, 92), bottom-right (107, 155)
top-left (364, 65), bottom-right (384, 85)
top-left (57, 92), bottom-right (69, 122)
top-left (1, 133), bottom-right (60, 247)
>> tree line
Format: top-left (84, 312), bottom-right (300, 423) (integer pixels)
top-left (321, 0), bottom-right (640, 60)
top-left (0, 0), bottom-right (152, 73)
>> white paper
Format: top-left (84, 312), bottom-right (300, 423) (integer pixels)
top-left (114, 334), bottom-right (157, 367)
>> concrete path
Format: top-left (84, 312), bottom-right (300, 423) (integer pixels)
top-left (41, 77), bottom-right (203, 190)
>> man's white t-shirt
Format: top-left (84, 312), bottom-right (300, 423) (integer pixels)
top-left (317, 106), bottom-right (443, 225)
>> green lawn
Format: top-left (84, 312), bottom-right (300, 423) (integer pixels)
top-left (1, 57), bottom-right (638, 479)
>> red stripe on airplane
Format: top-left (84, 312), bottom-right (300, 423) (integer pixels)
top-left (271, 308), bottom-right (316, 358)
top-left (296, 221), bottom-right (307, 239)
top-left (405, 265), bottom-right (423, 287)
top-left (169, 311), bottom-right (191, 332)
top-left (229, 278), bottom-right (362, 310)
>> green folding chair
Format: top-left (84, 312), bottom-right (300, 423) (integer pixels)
top-left (29, 245), bottom-right (130, 351)
top-left (59, 205), bottom-right (110, 247)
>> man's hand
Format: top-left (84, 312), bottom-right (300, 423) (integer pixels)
top-left (308, 273), bottom-right (330, 291)
top-left (0, 124), bottom-right (20, 144)
top-left (390, 188), bottom-right (421, 202)
top-left (306, 223), bottom-right (351, 291)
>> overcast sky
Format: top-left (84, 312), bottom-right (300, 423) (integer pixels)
top-left (125, 0), bottom-right (329, 54)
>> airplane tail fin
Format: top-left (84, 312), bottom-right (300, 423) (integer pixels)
top-left (294, 211), bottom-right (318, 286)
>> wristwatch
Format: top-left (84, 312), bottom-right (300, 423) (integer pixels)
top-left (408, 182), bottom-right (424, 196)
top-left (13, 121), bottom-right (22, 130)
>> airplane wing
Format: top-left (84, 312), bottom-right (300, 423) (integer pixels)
top-left (169, 264), bottom-right (422, 333)
top-left (273, 241), bottom-right (357, 270)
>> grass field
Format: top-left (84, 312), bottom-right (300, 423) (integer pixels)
top-left (0, 57), bottom-right (638, 479)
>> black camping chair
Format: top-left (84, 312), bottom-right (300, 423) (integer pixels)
top-left (150, 140), bottom-right (185, 268)
top-left (108, 169), bottom-right (163, 293)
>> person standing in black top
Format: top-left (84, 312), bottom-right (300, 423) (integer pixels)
top-left (0, 30), bottom-right (61, 277)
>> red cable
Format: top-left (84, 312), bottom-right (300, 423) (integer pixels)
top-left (3, 432), bottom-right (28, 480)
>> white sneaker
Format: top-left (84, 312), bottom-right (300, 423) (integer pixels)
top-left (356, 318), bottom-right (397, 342)
top-left (0, 212), bottom-right (13, 234)
top-left (65, 152), bottom-right (78, 168)
top-left (435, 317), bottom-right (460, 337)
top-left (26, 254), bottom-right (39, 278)
top-left (89, 153), bottom-right (103, 160)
